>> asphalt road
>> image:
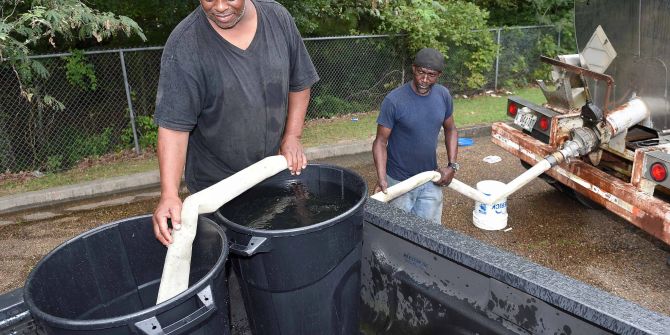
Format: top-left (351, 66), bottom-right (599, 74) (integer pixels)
top-left (1, 136), bottom-right (668, 318)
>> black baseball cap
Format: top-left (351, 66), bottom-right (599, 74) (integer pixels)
top-left (413, 48), bottom-right (445, 71)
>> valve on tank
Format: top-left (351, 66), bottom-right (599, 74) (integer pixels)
top-left (580, 102), bottom-right (604, 126)
top-left (556, 97), bottom-right (651, 164)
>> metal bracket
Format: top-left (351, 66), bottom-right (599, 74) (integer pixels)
top-left (540, 55), bottom-right (615, 112)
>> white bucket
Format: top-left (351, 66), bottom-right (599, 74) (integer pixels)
top-left (472, 180), bottom-right (508, 230)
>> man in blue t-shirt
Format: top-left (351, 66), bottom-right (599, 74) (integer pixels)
top-left (372, 48), bottom-right (458, 224)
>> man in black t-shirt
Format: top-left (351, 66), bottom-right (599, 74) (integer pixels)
top-left (152, 0), bottom-right (319, 246)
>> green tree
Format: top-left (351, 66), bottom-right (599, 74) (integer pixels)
top-left (468, 0), bottom-right (537, 26)
top-left (531, 0), bottom-right (574, 53)
top-left (374, 0), bottom-right (497, 91)
top-left (85, 0), bottom-right (198, 46)
top-left (280, 0), bottom-right (378, 36)
top-left (0, 0), bottom-right (146, 169)
top-left (0, 0), bottom-right (146, 109)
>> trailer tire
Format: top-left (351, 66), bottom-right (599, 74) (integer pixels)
top-left (568, 189), bottom-right (605, 210)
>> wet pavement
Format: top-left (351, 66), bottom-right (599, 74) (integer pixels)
top-left (0, 136), bottom-right (668, 317)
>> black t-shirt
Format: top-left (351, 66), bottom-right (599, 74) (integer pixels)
top-left (154, 0), bottom-right (319, 192)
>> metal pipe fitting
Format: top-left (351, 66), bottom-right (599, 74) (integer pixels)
top-left (604, 98), bottom-right (650, 137)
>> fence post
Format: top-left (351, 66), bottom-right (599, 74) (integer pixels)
top-left (494, 28), bottom-right (502, 91)
top-left (119, 50), bottom-right (141, 154)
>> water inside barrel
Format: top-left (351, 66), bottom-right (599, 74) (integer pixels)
top-left (221, 180), bottom-right (358, 229)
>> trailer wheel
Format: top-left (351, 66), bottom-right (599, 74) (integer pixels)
top-left (519, 159), bottom-right (604, 210)
top-left (568, 189), bottom-right (604, 210)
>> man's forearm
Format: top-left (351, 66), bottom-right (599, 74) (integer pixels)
top-left (285, 89), bottom-right (310, 139)
top-left (157, 127), bottom-right (189, 197)
top-left (372, 139), bottom-right (387, 180)
top-left (444, 128), bottom-right (458, 163)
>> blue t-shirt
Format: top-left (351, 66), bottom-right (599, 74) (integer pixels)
top-left (377, 82), bottom-right (453, 181)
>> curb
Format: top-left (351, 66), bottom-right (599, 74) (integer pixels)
top-left (0, 124), bottom-right (492, 215)
top-left (459, 124), bottom-right (495, 139)
top-left (0, 171), bottom-right (161, 215)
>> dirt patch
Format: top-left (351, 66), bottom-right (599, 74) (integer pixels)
top-left (0, 197), bottom-right (159, 293)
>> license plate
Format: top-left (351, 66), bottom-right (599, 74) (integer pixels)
top-left (514, 112), bottom-right (537, 132)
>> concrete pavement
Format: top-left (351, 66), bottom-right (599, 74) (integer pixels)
top-left (0, 125), bottom-right (492, 215)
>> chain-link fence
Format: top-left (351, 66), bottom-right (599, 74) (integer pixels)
top-left (306, 35), bottom-right (407, 120)
top-left (0, 47), bottom-right (164, 174)
top-left (442, 25), bottom-right (576, 93)
top-left (491, 25), bottom-right (574, 91)
top-left (0, 25), bottom-right (572, 174)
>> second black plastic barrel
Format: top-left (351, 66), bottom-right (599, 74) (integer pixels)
top-left (216, 164), bottom-right (367, 335)
top-left (24, 215), bottom-right (230, 335)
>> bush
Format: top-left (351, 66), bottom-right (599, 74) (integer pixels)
top-left (46, 155), bottom-right (63, 172)
top-left (41, 127), bottom-right (113, 171)
top-left (71, 127), bottom-right (113, 159)
top-left (65, 50), bottom-right (98, 91)
top-left (121, 115), bottom-right (157, 150)
top-left (309, 95), bottom-right (366, 119)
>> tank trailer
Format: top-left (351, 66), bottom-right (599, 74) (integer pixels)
top-left (492, 0), bottom-right (670, 246)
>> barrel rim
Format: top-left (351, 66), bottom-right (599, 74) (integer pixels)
top-left (216, 163), bottom-right (368, 237)
top-left (23, 214), bottom-right (229, 330)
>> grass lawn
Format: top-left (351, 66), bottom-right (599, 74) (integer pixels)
top-left (0, 155), bottom-right (158, 198)
top-left (1, 86), bottom-right (547, 197)
top-left (454, 87), bottom-right (546, 126)
top-left (302, 86), bottom-right (546, 146)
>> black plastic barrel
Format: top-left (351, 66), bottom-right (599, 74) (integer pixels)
top-left (24, 215), bottom-right (230, 335)
top-left (216, 164), bottom-right (367, 335)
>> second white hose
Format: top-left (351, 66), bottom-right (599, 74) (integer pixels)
top-left (370, 159), bottom-right (553, 206)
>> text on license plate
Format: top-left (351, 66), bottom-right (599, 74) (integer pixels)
top-left (514, 112), bottom-right (537, 131)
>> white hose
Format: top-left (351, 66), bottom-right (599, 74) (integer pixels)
top-left (487, 160), bottom-right (552, 201)
top-left (448, 179), bottom-right (491, 203)
top-left (156, 155), bottom-right (289, 304)
top-left (371, 159), bottom-right (553, 206)
top-left (370, 171), bottom-right (442, 203)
